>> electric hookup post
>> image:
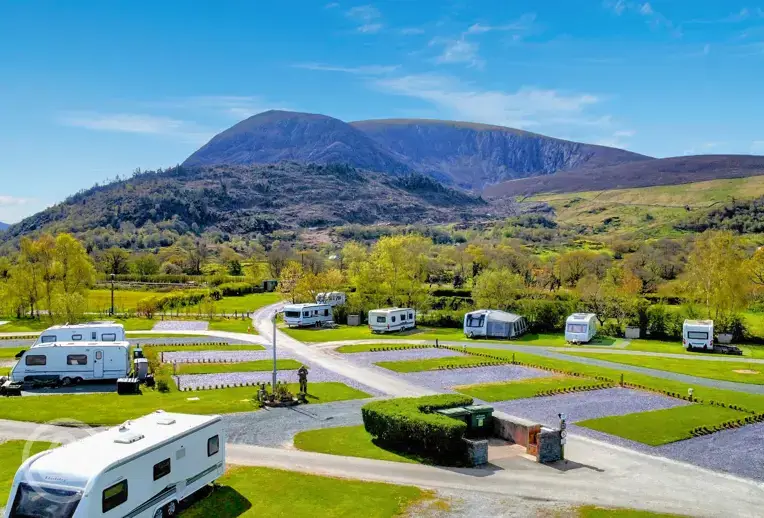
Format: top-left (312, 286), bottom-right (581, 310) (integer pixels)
top-left (558, 412), bottom-right (567, 461)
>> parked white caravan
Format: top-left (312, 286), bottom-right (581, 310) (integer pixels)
top-left (565, 313), bottom-right (598, 344)
top-left (10, 342), bottom-right (130, 385)
top-left (35, 322), bottom-right (126, 346)
top-left (368, 308), bottom-right (416, 333)
top-left (316, 291), bottom-right (346, 307)
top-left (282, 303), bottom-right (333, 327)
top-left (464, 310), bottom-right (528, 339)
top-left (683, 320), bottom-right (714, 351)
top-left (4, 411), bottom-right (225, 518)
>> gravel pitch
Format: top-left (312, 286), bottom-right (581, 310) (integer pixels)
top-left (493, 388), bottom-right (689, 427)
top-left (341, 347), bottom-right (467, 367)
top-left (0, 339), bottom-right (34, 349)
top-left (175, 363), bottom-right (383, 396)
top-left (400, 365), bottom-right (554, 392)
top-left (163, 350), bottom-right (273, 363)
top-left (132, 337), bottom-right (251, 347)
top-left (152, 320), bottom-right (210, 331)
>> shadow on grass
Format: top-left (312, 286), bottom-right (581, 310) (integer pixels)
top-left (181, 486), bottom-right (252, 517)
top-left (371, 438), bottom-right (433, 464)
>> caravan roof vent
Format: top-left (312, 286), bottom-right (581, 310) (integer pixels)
top-left (157, 417), bottom-right (176, 426)
top-left (114, 432), bottom-right (145, 444)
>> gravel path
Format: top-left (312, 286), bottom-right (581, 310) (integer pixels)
top-left (493, 388), bottom-right (689, 427)
top-left (152, 320), bottom-right (209, 331)
top-left (223, 399), bottom-right (372, 447)
top-left (164, 350), bottom-right (273, 363)
top-left (400, 365), bottom-right (554, 392)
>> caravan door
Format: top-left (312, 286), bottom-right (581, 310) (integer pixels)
top-left (94, 350), bottom-right (104, 378)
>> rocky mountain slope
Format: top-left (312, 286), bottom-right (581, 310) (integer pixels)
top-left (183, 110), bottom-right (651, 191)
top-left (2, 163), bottom-right (493, 241)
top-left (483, 155), bottom-right (764, 198)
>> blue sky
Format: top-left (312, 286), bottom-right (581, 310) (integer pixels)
top-left (1, 0), bottom-right (764, 223)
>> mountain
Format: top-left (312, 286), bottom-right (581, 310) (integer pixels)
top-left (0, 222), bottom-right (8, 231)
top-left (351, 119), bottom-right (650, 190)
top-left (183, 111), bottom-right (651, 190)
top-left (482, 155), bottom-right (764, 199)
top-left (183, 111), bottom-right (411, 174)
top-left (2, 163), bottom-right (494, 243)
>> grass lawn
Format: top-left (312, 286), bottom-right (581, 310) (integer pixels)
top-left (0, 441), bottom-right (57, 489)
top-left (625, 340), bottom-right (687, 354)
top-left (145, 344), bottom-right (265, 357)
top-left (455, 376), bottom-right (607, 402)
top-left (0, 348), bottom-right (25, 359)
top-left (376, 355), bottom-right (492, 373)
top-left (127, 332), bottom-right (206, 339)
top-left (0, 319), bottom-right (51, 332)
top-left (282, 325), bottom-right (466, 343)
top-left (336, 343), bottom-right (433, 354)
top-left (578, 405), bottom-right (746, 446)
top-left (294, 425), bottom-right (424, 464)
top-left (564, 352), bottom-right (764, 385)
top-left (576, 505), bottom-right (687, 517)
top-left (181, 466), bottom-right (428, 518)
top-left (0, 382), bottom-right (370, 426)
top-left (208, 319), bottom-right (254, 333)
top-left (205, 292), bottom-right (282, 313)
top-left (86, 289), bottom-right (149, 313)
top-left (176, 359), bottom-right (303, 375)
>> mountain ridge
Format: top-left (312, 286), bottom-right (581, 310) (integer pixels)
top-left (0, 222), bottom-right (8, 231)
top-left (183, 110), bottom-right (651, 190)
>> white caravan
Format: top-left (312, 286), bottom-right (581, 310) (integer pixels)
top-left (316, 292), bottom-right (346, 307)
top-left (282, 303), bottom-right (333, 327)
top-left (464, 310), bottom-right (528, 339)
top-left (4, 411), bottom-right (225, 518)
top-left (10, 342), bottom-right (130, 385)
top-left (35, 322), bottom-right (126, 346)
top-left (368, 308), bottom-right (416, 333)
top-left (565, 313), bottom-right (598, 344)
top-left (683, 320), bottom-right (714, 351)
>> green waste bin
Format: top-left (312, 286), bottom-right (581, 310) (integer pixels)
top-left (463, 404), bottom-right (494, 435)
top-left (435, 407), bottom-right (470, 424)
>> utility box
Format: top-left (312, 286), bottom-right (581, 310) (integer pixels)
top-left (463, 404), bottom-right (494, 435)
top-left (436, 407), bottom-right (470, 424)
top-left (134, 358), bottom-right (149, 380)
top-left (117, 377), bottom-right (140, 395)
top-left (133, 347), bottom-right (144, 360)
top-left (347, 314), bottom-right (361, 327)
top-left (625, 327), bottom-right (641, 339)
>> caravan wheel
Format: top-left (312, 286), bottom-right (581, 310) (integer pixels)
top-left (61, 377), bottom-right (72, 387)
top-left (166, 500), bottom-right (178, 517)
top-left (73, 377), bottom-right (83, 385)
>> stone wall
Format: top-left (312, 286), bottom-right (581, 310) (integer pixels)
top-left (462, 437), bottom-right (488, 466)
top-left (493, 411), bottom-right (539, 446)
top-left (537, 427), bottom-right (563, 464)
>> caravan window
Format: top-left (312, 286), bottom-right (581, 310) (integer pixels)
top-left (71, 334), bottom-right (83, 341)
top-left (67, 355), bottom-right (88, 366)
top-left (284, 311), bottom-right (300, 318)
top-left (10, 483), bottom-right (81, 518)
top-left (102, 480), bottom-right (128, 513)
top-left (25, 355), bottom-right (46, 366)
top-left (40, 335), bottom-right (56, 343)
top-left (101, 333), bottom-right (117, 341)
top-left (96, 351), bottom-right (103, 360)
top-left (466, 315), bottom-right (485, 327)
top-left (688, 331), bottom-right (709, 340)
top-left (567, 324), bottom-right (587, 334)
top-left (153, 458), bottom-right (171, 481)
top-left (391, 316), bottom-right (396, 323)
top-left (400, 314), bottom-right (407, 321)
top-left (376, 316), bottom-right (386, 323)
top-left (323, 309), bottom-right (330, 316)
top-left (303, 311), bottom-right (310, 317)
top-left (208, 435), bottom-right (220, 457)
top-left (408, 313), bottom-right (414, 319)
top-left (91, 332), bottom-right (97, 340)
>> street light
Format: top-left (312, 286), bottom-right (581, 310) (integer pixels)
top-left (110, 273), bottom-right (115, 316)
top-left (272, 311), bottom-right (280, 391)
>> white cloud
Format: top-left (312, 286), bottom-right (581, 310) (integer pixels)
top-left (686, 8), bottom-right (764, 25)
top-left (294, 63), bottom-right (399, 75)
top-left (325, 2), bottom-right (340, 8)
top-left (345, 5), bottom-right (383, 33)
top-left (465, 14), bottom-right (537, 35)
top-left (0, 195), bottom-right (32, 207)
top-left (0, 195), bottom-right (47, 225)
top-left (58, 112), bottom-right (211, 143)
top-left (431, 38), bottom-right (483, 67)
top-left (372, 74), bottom-right (602, 129)
top-left (604, 0), bottom-right (680, 35)
top-left (596, 129), bottom-right (636, 148)
top-left (639, 2), bottom-right (653, 15)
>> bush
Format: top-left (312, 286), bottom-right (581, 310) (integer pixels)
top-left (513, 299), bottom-right (574, 332)
top-left (362, 394), bottom-right (473, 463)
top-left (217, 281), bottom-right (262, 297)
top-left (430, 288), bottom-right (472, 298)
top-left (601, 321), bottom-right (622, 337)
top-left (156, 379), bottom-right (170, 393)
top-left (417, 309), bottom-right (468, 328)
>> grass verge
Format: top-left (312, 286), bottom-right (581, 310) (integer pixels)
top-left (455, 376), bottom-right (608, 402)
top-left (563, 352), bottom-right (764, 385)
top-left (376, 355), bottom-right (496, 373)
top-left (281, 325), bottom-right (466, 343)
top-left (181, 466), bottom-right (428, 518)
top-left (336, 343), bottom-right (432, 354)
top-left (0, 441), bottom-right (58, 489)
top-left (176, 359), bottom-right (303, 375)
top-left (293, 425), bottom-right (425, 464)
top-left (578, 405), bottom-right (746, 446)
top-left (576, 505), bottom-right (687, 517)
top-left (208, 319), bottom-right (255, 333)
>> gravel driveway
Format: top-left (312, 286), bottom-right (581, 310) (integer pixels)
top-left (163, 350), bottom-right (272, 363)
top-left (341, 347), bottom-right (467, 368)
top-left (400, 365), bottom-right (554, 392)
top-left (152, 320), bottom-right (210, 331)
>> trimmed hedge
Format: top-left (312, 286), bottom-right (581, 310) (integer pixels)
top-left (362, 394), bottom-right (473, 463)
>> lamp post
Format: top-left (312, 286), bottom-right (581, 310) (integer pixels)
top-left (272, 311), bottom-right (279, 391)
top-left (110, 273), bottom-right (115, 316)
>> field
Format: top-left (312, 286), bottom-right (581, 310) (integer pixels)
top-left (193, 292), bottom-right (283, 313)
top-left (0, 441), bottom-right (57, 489)
top-left (207, 319), bottom-right (254, 333)
top-left (85, 290), bottom-right (282, 314)
top-left (176, 359), bottom-right (302, 375)
top-left (564, 352), bottom-right (764, 385)
top-left (578, 405), bottom-right (746, 446)
top-left (0, 382), bottom-right (369, 426)
top-left (375, 355), bottom-right (493, 373)
top-left (455, 376), bottom-right (607, 402)
top-left (181, 466), bottom-right (428, 518)
top-left (281, 325), bottom-right (466, 343)
top-left (293, 425), bottom-right (424, 464)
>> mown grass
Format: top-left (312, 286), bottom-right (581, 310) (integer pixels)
top-left (144, 343), bottom-right (265, 359)
top-left (293, 425), bottom-right (424, 464)
top-left (192, 292), bottom-right (283, 313)
top-left (455, 375), bottom-right (606, 402)
top-left (0, 382), bottom-right (369, 426)
top-left (336, 343), bottom-right (431, 354)
top-left (564, 352), bottom-right (764, 385)
top-left (0, 441), bottom-right (58, 489)
top-left (578, 405), bottom-right (746, 446)
top-left (376, 355), bottom-right (488, 373)
top-left (625, 338), bottom-right (764, 359)
top-left (0, 348), bottom-right (26, 359)
top-left (127, 332), bottom-right (207, 339)
top-left (281, 325), bottom-right (466, 343)
top-left (176, 359), bottom-right (303, 375)
top-left (576, 505), bottom-right (688, 517)
top-left (181, 466), bottom-right (429, 518)
top-left (208, 319), bottom-right (255, 333)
